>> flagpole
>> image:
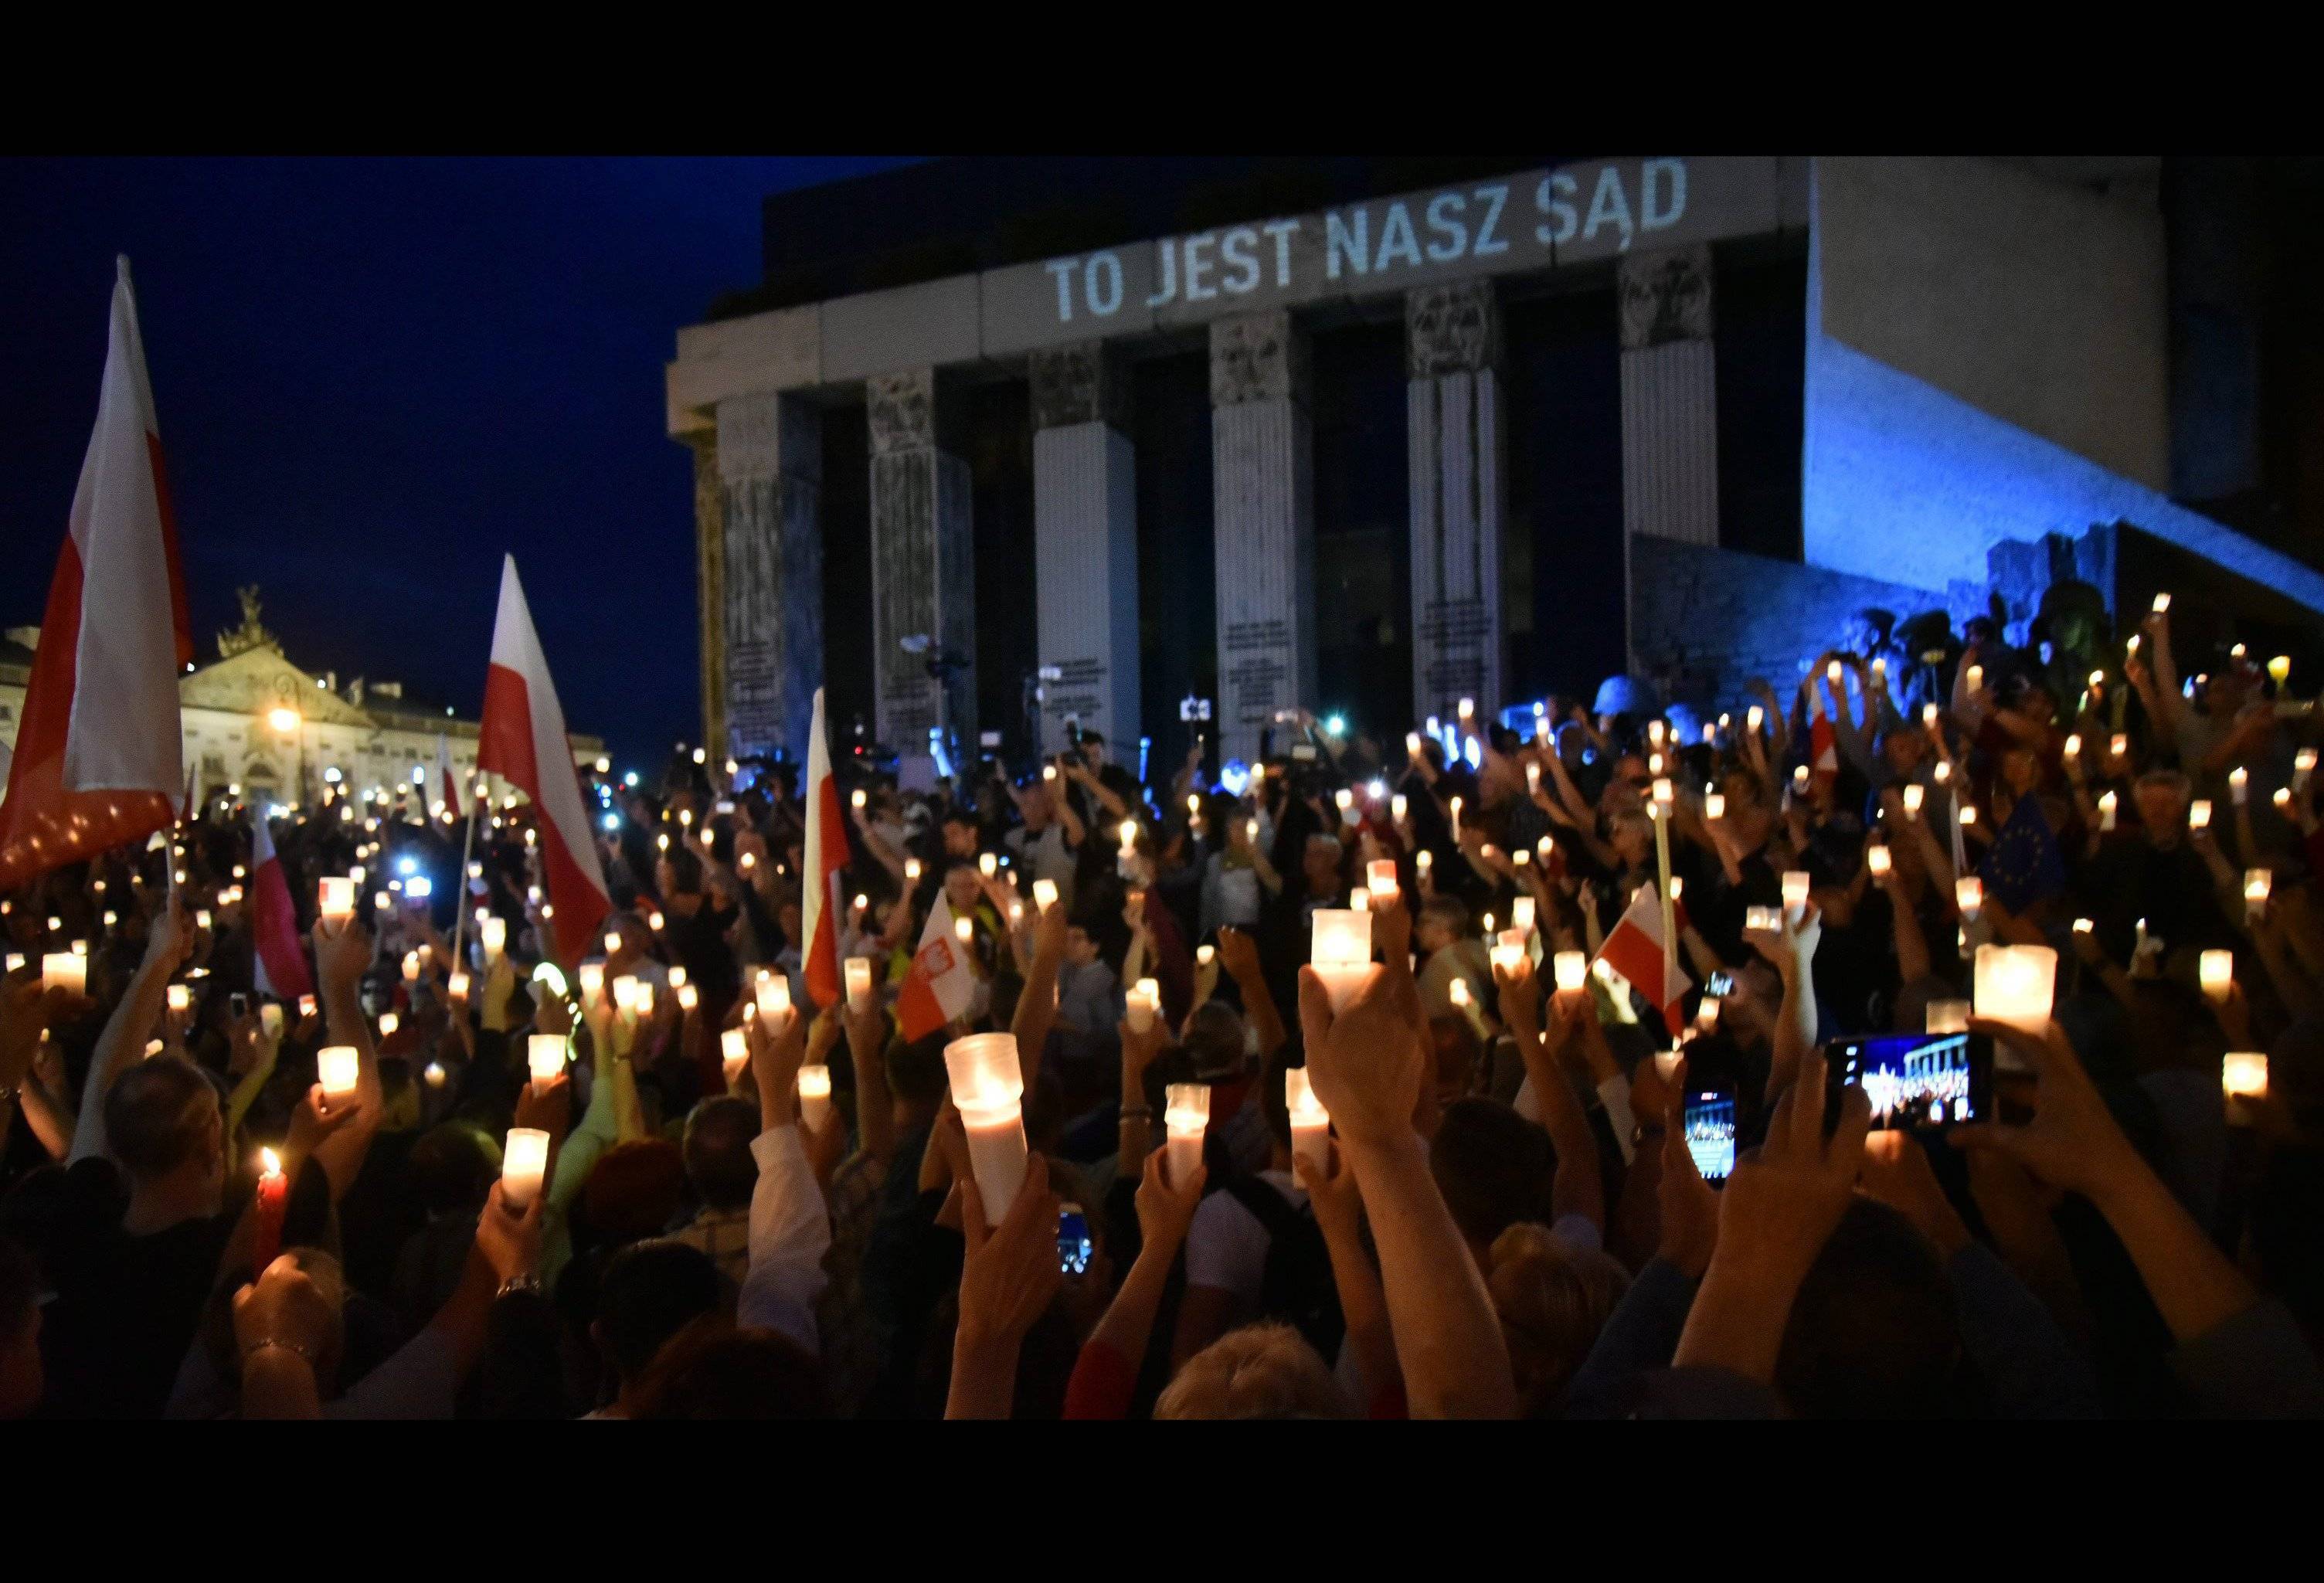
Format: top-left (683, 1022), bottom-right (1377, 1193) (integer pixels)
top-left (447, 790), bottom-right (480, 976)
top-left (1651, 797), bottom-right (1677, 1038)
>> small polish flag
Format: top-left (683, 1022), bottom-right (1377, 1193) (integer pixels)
top-left (896, 893), bottom-right (978, 1042)
top-left (477, 555), bottom-right (608, 968)
top-left (1807, 689), bottom-right (1840, 794)
top-left (800, 686), bottom-right (851, 1008)
top-left (1593, 884), bottom-right (1694, 1036)
top-left (0, 258), bottom-right (192, 888)
top-left (249, 803), bottom-right (313, 1001)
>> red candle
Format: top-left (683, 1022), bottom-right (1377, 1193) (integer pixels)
top-left (252, 1148), bottom-right (288, 1273)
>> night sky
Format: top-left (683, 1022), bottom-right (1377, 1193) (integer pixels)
top-left (0, 157), bottom-right (922, 771)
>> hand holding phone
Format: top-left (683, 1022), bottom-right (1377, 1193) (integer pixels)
top-left (1056, 1203), bottom-right (1092, 1276)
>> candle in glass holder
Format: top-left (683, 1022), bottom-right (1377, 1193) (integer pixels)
top-left (844, 957), bottom-right (874, 1011)
top-left (1902, 783), bottom-right (1925, 819)
top-left (1490, 929), bottom-right (1530, 974)
top-left (528, 1034), bottom-right (565, 1094)
top-left (2244, 869), bottom-right (2271, 923)
top-left (317, 1045), bottom-right (361, 1106)
top-left (1704, 792), bottom-right (1726, 820)
top-left (2098, 790), bottom-right (2118, 832)
top-left (1955, 877), bottom-right (1983, 919)
top-left (2230, 766), bottom-right (2250, 807)
top-left (797, 1064), bottom-right (832, 1132)
top-left (1867, 845), bottom-right (1892, 878)
top-left (1926, 999), bottom-right (1972, 1036)
top-left (1031, 878), bottom-right (1059, 912)
top-left (253, 1148), bottom-right (289, 1272)
top-left (481, 916), bottom-right (508, 961)
top-left (1391, 793), bottom-right (1409, 822)
top-left (1782, 871), bottom-right (1811, 916)
top-left (755, 973), bottom-right (792, 1029)
top-left (946, 1033), bottom-right (1028, 1223)
top-left (402, 950), bottom-right (422, 983)
top-left (2222, 1053), bottom-right (2268, 1113)
top-left (1310, 909), bottom-right (1374, 1013)
top-left (1164, 1082), bottom-right (1211, 1189)
top-left (2189, 799), bottom-right (2213, 832)
top-left (166, 983), bottom-right (190, 1014)
top-left (501, 1128), bottom-right (549, 1210)
top-left (318, 875), bottom-right (355, 926)
top-left (720, 1028), bottom-right (749, 1090)
top-left (1195, 943), bottom-right (1216, 969)
top-left (1285, 1067), bottom-right (1330, 1178)
top-left (610, 977), bottom-right (640, 1021)
top-left (578, 963), bottom-right (605, 1004)
top-left (2200, 949), bottom-right (2234, 1004)
top-left (1973, 946), bottom-right (2056, 1031)
top-left (377, 1012), bottom-right (399, 1038)
top-left (1126, 977), bottom-right (1160, 1034)
top-left (1415, 850), bottom-right (1433, 878)
top-left (447, 970), bottom-right (471, 1000)
top-left (1966, 664), bottom-right (1984, 694)
top-left (1365, 858), bottom-right (1398, 909)
top-left (2296, 749), bottom-right (2317, 793)
top-left (1449, 976), bottom-right (1471, 1009)
top-left (1510, 895), bottom-right (1536, 934)
top-left (1552, 949), bottom-right (1587, 993)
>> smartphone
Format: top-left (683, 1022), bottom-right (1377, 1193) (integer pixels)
top-left (1057, 1202), bottom-right (1093, 1276)
top-left (1826, 1031), bottom-right (1993, 1131)
top-left (229, 992), bottom-right (249, 1018)
top-left (1704, 970), bottom-right (1735, 998)
top-left (1684, 1086), bottom-right (1737, 1184)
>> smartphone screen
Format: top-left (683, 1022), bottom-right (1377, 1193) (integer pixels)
top-left (1827, 1031), bottom-right (1992, 1130)
top-left (1684, 1089), bottom-right (1736, 1182)
top-left (1057, 1203), bottom-right (1092, 1276)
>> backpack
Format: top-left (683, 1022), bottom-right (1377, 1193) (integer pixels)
top-left (1221, 1175), bottom-right (1345, 1366)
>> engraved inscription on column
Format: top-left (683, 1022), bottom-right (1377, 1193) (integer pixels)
top-left (1032, 342), bottom-right (1139, 755)
top-left (1212, 312), bottom-right (1314, 766)
top-left (686, 432), bottom-right (726, 756)
top-left (718, 392), bottom-right (821, 763)
top-left (1407, 282), bottom-right (1504, 723)
top-left (1620, 245), bottom-right (1719, 551)
top-left (868, 370), bottom-right (974, 760)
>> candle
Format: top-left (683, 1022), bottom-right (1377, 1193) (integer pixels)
top-left (2244, 869), bottom-right (2271, 923)
top-left (1490, 929), bottom-right (1530, 973)
top-left (1415, 850), bottom-right (1433, 878)
top-left (528, 1034), bottom-right (565, 1094)
top-left (166, 983), bottom-right (190, 1014)
top-left (501, 1128), bottom-right (550, 1210)
top-left (1449, 976), bottom-right (1471, 1009)
top-left (297, 994), bottom-right (317, 1020)
top-left (1285, 1067), bottom-right (1330, 1178)
top-left (1955, 877), bottom-right (1983, 918)
top-left (2064, 733), bottom-right (2082, 763)
top-left (1867, 844), bottom-right (1892, 878)
top-left (1651, 777), bottom-right (1674, 810)
top-left (2200, 949), bottom-right (2234, 1004)
top-left (476, 915), bottom-right (506, 963)
top-left (2134, 917), bottom-right (2151, 957)
top-left (797, 1063), bottom-right (832, 1133)
top-left (1745, 905), bottom-right (1780, 933)
top-left (36, 951), bottom-right (87, 997)
top-left (904, 858), bottom-right (922, 884)
top-left (2098, 791), bottom-right (2118, 832)
top-left (1526, 762), bottom-right (1541, 795)
top-left (2073, 916), bottom-right (2094, 936)
top-left (2106, 734), bottom-right (2128, 763)
top-left (1782, 871), bottom-right (1811, 915)
top-left (953, 915), bottom-right (975, 946)
top-left (1449, 796), bottom-right (1463, 839)
top-left (578, 963), bottom-right (605, 1004)
top-left (721, 1028), bottom-right (749, 1090)
top-left (1959, 805), bottom-right (1977, 830)
top-left (1126, 977), bottom-right (1160, 1034)
top-left (1391, 792), bottom-right (1408, 822)
top-left (1792, 765), bottom-right (1810, 793)
top-left (611, 976), bottom-right (639, 1017)
top-left (1361, 859), bottom-right (1400, 911)
top-left (403, 950), bottom-right (422, 983)
top-left (2152, 592), bottom-right (2172, 614)
top-left (2297, 749), bottom-right (2317, 793)
top-left (2230, 767), bottom-right (2249, 807)
top-left (1553, 950), bottom-right (1587, 993)
top-left (2221, 1053), bottom-right (2268, 1112)
top-left (844, 957), bottom-right (874, 1011)
top-left (852, 788), bottom-right (868, 810)
top-left (318, 875), bottom-right (355, 925)
top-left (1903, 783), bottom-right (1925, 819)
top-left (447, 969), bottom-right (471, 1002)
top-left (317, 1045), bottom-right (361, 1106)
top-left (678, 983), bottom-right (699, 1012)
top-left (377, 1012), bottom-right (399, 1038)
top-left (1747, 704), bottom-right (1765, 733)
top-left (2190, 799), bottom-right (2213, 831)
top-left (755, 973), bottom-right (792, 1029)
top-left (1966, 664), bottom-right (1983, 694)
top-left (1826, 659), bottom-right (1843, 687)
top-left (253, 1148), bottom-right (289, 1273)
top-left (1510, 895), bottom-right (1536, 934)
top-left (945, 1033), bottom-right (1028, 1224)
top-left (1704, 792), bottom-right (1726, 820)
top-left (2269, 655), bottom-right (2292, 685)
top-left (1972, 945), bottom-right (2056, 1031)
top-left (1926, 999), bottom-right (1971, 1036)
top-left (1164, 1083), bottom-right (1210, 1189)
top-left (1310, 909), bottom-right (1374, 1014)
top-left (194, 909), bottom-right (212, 931)
top-left (1031, 878), bottom-right (1058, 912)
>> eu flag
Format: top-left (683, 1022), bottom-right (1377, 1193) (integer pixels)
top-left (1979, 791), bottom-right (2066, 915)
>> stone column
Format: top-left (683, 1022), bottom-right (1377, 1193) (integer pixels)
top-left (1406, 281), bottom-right (1506, 724)
top-left (1031, 343), bottom-right (1140, 758)
top-left (684, 432), bottom-right (726, 756)
top-left (1619, 244), bottom-right (1721, 549)
top-left (715, 392), bottom-right (822, 766)
top-left (868, 369), bottom-right (975, 781)
top-left (1210, 311), bottom-right (1315, 769)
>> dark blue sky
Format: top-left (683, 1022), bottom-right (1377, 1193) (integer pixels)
top-left (0, 157), bottom-right (921, 769)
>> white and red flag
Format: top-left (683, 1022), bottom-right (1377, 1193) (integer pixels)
top-left (800, 686), bottom-right (851, 1008)
top-left (249, 804), bottom-right (313, 1001)
top-left (1807, 688), bottom-right (1840, 795)
top-left (0, 258), bottom-right (192, 888)
top-left (896, 892), bottom-right (977, 1041)
top-left (436, 732), bottom-right (462, 822)
top-left (476, 555), bottom-right (607, 968)
top-left (1593, 884), bottom-right (1694, 1036)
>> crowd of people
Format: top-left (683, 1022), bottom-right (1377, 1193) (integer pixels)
top-left (3, 584), bottom-right (2322, 1419)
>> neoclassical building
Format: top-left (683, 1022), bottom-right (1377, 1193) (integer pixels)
top-left (0, 589), bottom-right (603, 810)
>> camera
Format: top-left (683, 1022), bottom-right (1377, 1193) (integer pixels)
top-left (1824, 1031), bottom-right (1993, 1132)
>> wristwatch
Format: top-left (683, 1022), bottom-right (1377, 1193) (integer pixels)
top-left (496, 1273), bottom-right (542, 1300)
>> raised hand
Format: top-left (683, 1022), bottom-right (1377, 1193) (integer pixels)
top-left (1295, 963), bottom-right (1415, 1149)
top-left (1952, 1017), bottom-right (2144, 1201)
top-left (947, 1153), bottom-right (1063, 1418)
top-left (1134, 1145), bottom-right (1205, 1255)
top-left (471, 1180), bottom-right (545, 1287)
top-left (1857, 1130), bottom-right (1970, 1257)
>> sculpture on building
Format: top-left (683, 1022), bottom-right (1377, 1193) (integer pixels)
top-left (2030, 579), bottom-right (2114, 709)
top-left (216, 585), bottom-right (276, 660)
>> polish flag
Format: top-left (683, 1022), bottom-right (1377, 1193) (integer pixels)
top-left (1593, 884), bottom-right (1694, 1036)
top-left (477, 555), bottom-right (607, 968)
top-left (436, 732), bottom-right (462, 822)
top-left (1807, 689), bottom-right (1840, 794)
top-left (896, 892), bottom-right (977, 1041)
top-left (0, 259), bottom-right (192, 888)
top-left (800, 686), bottom-right (851, 1008)
top-left (249, 804), bottom-right (313, 1001)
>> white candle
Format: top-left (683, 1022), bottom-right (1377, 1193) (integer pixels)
top-left (1126, 977), bottom-right (1160, 1034)
top-left (1867, 845), bottom-right (1892, 878)
top-left (1926, 999), bottom-right (1972, 1036)
top-left (579, 962), bottom-right (605, 1001)
top-left (1348, 886), bottom-right (1371, 915)
top-left (1903, 783), bottom-right (1925, 819)
top-left (2230, 767), bottom-right (2250, 807)
top-left (844, 956), bottom-right (874, 1010)
top-left (945, 1033), bottom-right (1028, 1224)
top-left (721, 1027), bottom-right (749, 1090)
top-left (678, 983), bottom-right (698, 1012)
top-left (1391, 793), bottom-right (1408, 822)
top-left (501, 1128), bottom-right (550, 1210)
top-left (666, 966), bottom-right (687, 991)
top-left (2190, 799), bottom-right (2213, 831)
top-left (2222, 1052), bottom-right (2268, 1109)
top-left (318, 876), bottom-right (355, 925)
top-left (1490, 929), bottom-right (1530, 974)
top-left (1031, 878), bottom-right (1059, 912)
top-left (1196, 944), bottom-right (1215, 968)
top-left (1704, 792), bottom-right (1726, 820)
top-left (402, 950), bottom-right (422, 983)
top-left (1366, 858), bottom-right (1398, 907)
top-left (481, 916), bottom-right (507, 960)
top-left (528, 1034), bottom-right (565, 1093)
top-left (797, 1064), bottom-right (832, 1132)
top-left (1449, 977), bottom-right (1471, 1007)
top-left (1973, 945), bottom-right (2056, 1031)
top-left (634, 980), bottom-right (656, 1020)
top-left (448, 970), bottom-right (471, 1000)
top-left (1510, 895), bottom-right (1536, 933)
top-left (1782, 871), bottom-right (1811, 915)
top-left (317, 1045), bottom-right (361, 1104)
top-left (424, 1062), bottom-right (447, 1089)
top-left (1310, 909), bottom-right (1374, 1014)
top-left (1955, 876), bottom-right (1983, 919)
top-left (1415, 851), bottom-right (1433, 878)
top-left (2152, 592), bottom-right (2172, 614)
top-left (1285, 1067), bottom-right (1330, 1178)
top-left (2096, 790), bottom-right (2117, 833)
top-left (1553, 950), bottom-right (1586, 993)
top-left (166, 983), bottom-right (190, 1013)
top-left (611, 976), bottom-right (640, 1017)
top-left (377, 1012), bottom-right (399, 1038)
top-left (2244, 869), bottom-right (2271, 923)
top-left (260, 1004), bottom-right (284, 1039)
top-left (2200, 949), bottom-right (2234, 1004)
top-left (1164, 1082), bottom-right (1211, 1190)
top-left (905, 858), bottom-right (922, 884)
top-left (1966, 664), bottom-right (1984, 693)
top-left (2297, 749), bottom-right (2317, 793)
top-left (1748, 704), bottom-right (1765, 732)
top-left (756, 973), bottom-right (792, 1029)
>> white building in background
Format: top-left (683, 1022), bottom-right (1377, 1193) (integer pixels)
top-left (0, 588), bottom-right (602, 808)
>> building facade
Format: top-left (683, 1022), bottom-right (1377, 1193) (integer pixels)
top-left (0, 589), bottom-right (603, 809)
top-left (668, 155), bottom-right (2324, 776)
